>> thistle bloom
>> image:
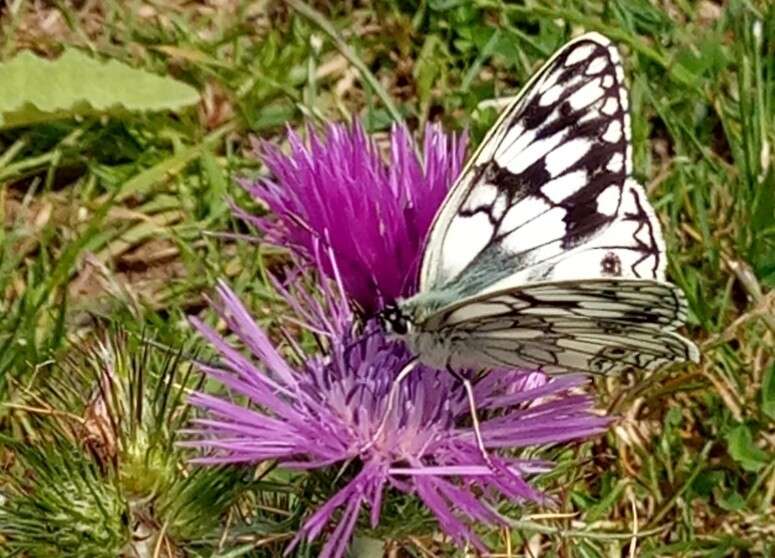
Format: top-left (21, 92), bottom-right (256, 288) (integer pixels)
top-left (241, 122), bottom-right (467, 314)
top-left (184, 278), bottom-right (610, 556)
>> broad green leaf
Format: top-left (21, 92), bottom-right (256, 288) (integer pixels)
top-left (0, 48), bottom-right (200, 129)
top-left (690, 469), bottom-right (725, 499)
top-left (725, 425), bottom-right (770, 472)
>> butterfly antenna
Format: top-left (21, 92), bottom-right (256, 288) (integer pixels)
top-left (359, 357), bottom-right (419, 454)
top-left (446, 366), bottom-right (494, 469)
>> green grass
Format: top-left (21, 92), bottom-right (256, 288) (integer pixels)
top-left (0, 0), bottom-right (773, 556)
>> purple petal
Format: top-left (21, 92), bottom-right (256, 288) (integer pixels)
top-left (243, 122), bottom-right (467, 312)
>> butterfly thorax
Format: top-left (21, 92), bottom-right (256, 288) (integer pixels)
top-left (397, 289), bottom-right (457, 322)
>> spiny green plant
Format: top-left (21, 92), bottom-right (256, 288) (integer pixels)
top-left (0, 328), bottom-right (249, 557)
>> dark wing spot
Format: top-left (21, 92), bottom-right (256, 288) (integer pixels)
top-left (601, 251), bottom-right (622, 276)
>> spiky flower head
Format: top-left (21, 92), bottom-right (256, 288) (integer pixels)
top-left (184, 277), bottom-right (610, 556)
top-left (0, 330), bottom-right (247, 557)
top-left (242, 121), bottom-right (467, 314)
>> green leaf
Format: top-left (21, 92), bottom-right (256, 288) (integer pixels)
top-left (200, 149), bottom-right (229, 219)
top-left (690, 469), bottom-right (724, 499)
top-left (725, 425), bottom-right (771, 472)
top-left (350, 536), bottom-right (385, 558)
top-left (717, 490), bottom-right (746, 512)
top-left (414, 35), bottom-right (444, 110)
top-left (584, 477), bottom-right (627, 522)
top-left (763, 362), bottom-right (775, 420)
top-left (0, 49), bottom-right (200, 129)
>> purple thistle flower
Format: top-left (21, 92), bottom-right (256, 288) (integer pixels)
top-left (240, 121), bottom-right (467, 314)
top-left (184, 276), bottom-right (611, 556)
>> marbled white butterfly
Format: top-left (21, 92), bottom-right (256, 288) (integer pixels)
top-left (379, 33), bottom-right (699, 377)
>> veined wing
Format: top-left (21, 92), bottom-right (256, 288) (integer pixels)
top-left (425, 279), bottom-right (699, 374)
top-left (427, 279), bottom-right (690, 331)
top-left (460, 323), bottom-right (696, 374)
top-left (419, 33), bottom-right (643, 297)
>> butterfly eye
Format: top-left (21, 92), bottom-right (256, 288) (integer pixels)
top-left (378, 306), bottom-right (410, 336)
top-left (391, 315), bottom-right (409, 335)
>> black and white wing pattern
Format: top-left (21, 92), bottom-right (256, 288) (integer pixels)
top-left (425, 279), bottom-right (699, 374)
top-left (403, 33), bottom-right (698, 375)
top-left (419, 33), bottom-right (658, 298)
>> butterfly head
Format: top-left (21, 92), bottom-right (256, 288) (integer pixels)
top-left (377, 303), bottom-right (414, 337)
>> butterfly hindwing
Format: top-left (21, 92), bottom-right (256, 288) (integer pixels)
top-left (420, 33), bottom-right (636, 297)
top-left (427, 280), bottom-right (698, 374)
top-left (430, 279), bottom-right (688, 332)
top-left (463, 325), bottom-right (696, 374)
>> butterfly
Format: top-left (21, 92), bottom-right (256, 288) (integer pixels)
top-left (378, 32), bottom-right (699, 379)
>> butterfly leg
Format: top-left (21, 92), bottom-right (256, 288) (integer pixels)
top-left (360, 357), bottom-right (419, 454)
top-left (446, 366), bottom-right (494, 469)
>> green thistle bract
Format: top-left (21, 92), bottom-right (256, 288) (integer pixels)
top-left (0, 329), bottom-right (248, 557)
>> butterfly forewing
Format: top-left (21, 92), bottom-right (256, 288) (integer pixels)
top-left (524, 180), bottom-right (667, 285)
top-left (420, 33), bottom-right (636, 296)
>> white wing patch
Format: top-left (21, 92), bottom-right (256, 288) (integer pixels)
top-left (545, 137), bottom-right (592, 176)
top-left (441, 212), bottom-right (493, 278)
top-left (541, 171), bottom-right (587, 203)
top-left (596, 185), bottom-right (620, 216)
top-left (566, 44), bottom-right (595, 66)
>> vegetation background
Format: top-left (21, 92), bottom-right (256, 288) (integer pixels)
top-left (0, 0), bottom-right (773, 556)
